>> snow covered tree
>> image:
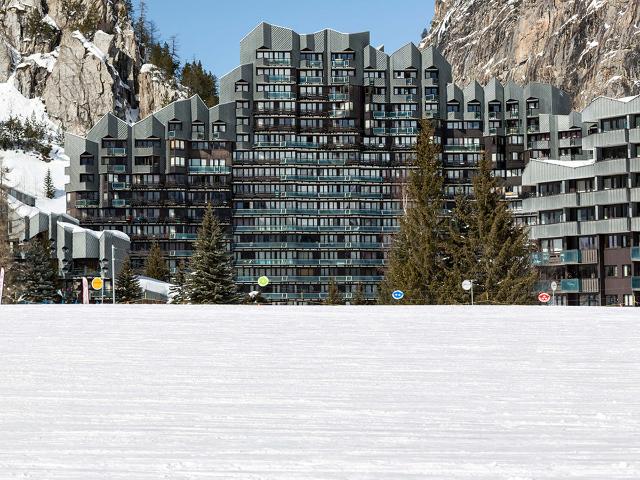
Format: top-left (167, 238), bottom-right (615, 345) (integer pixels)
top-left (15, 238), bottom-right (59, 303)
top-left (44, 168), bottom-right (55, 199)
top-left (324, 279), bottom-right (343, 305)
top-left (169, 259), bottom-right (188, 304)
top-left (115, 257), bottom-right (142, 304)
top-left (378, 119), bottom-right (447, 304)
top-left (183, 205), bottom-right (238, 304)
top-left (352, 283), bottom-right (366, 305)
top-left (144, 241), bottom-right (169, 281)
top-left (449, 155), bottom-right (537, 304)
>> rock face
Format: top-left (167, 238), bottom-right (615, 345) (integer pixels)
top-left (138, 64), bottom-right (190, 119)
top-left (420, 0), bottom-right (640, 109)
top-left (0, 0), bottom-right (189, 134)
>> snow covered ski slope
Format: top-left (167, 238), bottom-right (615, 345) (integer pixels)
top-left (1, 305), bottom-right (639, 479)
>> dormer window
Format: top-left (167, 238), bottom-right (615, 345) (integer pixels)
top-left (447, 101), bottom-right (460, 113)
top-left (212, 122), bottom-right (226, 133)
top-left (235, 80), bottom-right (249, 92)
top-left (79, 153), bottom-right (94, 166)
top-left (467, 101), bottom-right (481, 113)
top-left (488, 101), bottom-right (501, 113)
top-left (168, 120), bottom-right (182, 132)
top-left (424, 68), bottom-right (438, 80)
top-left (191, 121), bottom-right (205, 140)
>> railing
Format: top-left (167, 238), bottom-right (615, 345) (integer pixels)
top-left (328, 110), bottom-right (349, 118)
top-left (265, 91), bottom-right (296, 100)
top-left (235, 275), bottom-right (384, 283)
top-left (331, 59), bottom-right (351, 68)
top-left (405, 94), bottom-right (418, 102)
top-left (508, 110), bottom-right (520, 118)
top-left (372, 127), bottom-right (388, 135)
top-left (300, 59), bottom-right (323, 68)
top-left (527, 107), bottom-right (540, 116)
top-left (531, 249), bottom-right (581, 266)
top-left (328, 93), bottom-right (348, 101)
top-left (169, 250), bottom-right (193, 257)
top-left (235, 259), bottom-right (385, 266)
top-left (507, 127), bottom-right (521, 135)
top-left (331, 76), bottom-right (350, 84)
top-left (169, 233), bottom-right (198, 240)
top-left (631, 246), bottom-right (640, 261)
top-left (111, 199), bottom-right (130, 208)
top-left (264, 58), bottom-right (291, 66)
top-left (560, 278), bottom-right (580, 293)
top-left (299, 76), bottom-right (323, 84)
top-left (111, 182), bottom-right (130, 190)
top-left (191, 132), bottom-right (205, 140)
top-left (234, 242), bottom-right (384, 249)
top-left (527, 125), bottom-right (540, 133)
top-left (75, 199), bottom-right (99, 208)
top-left (443, 144), bottom-right (482, 152)
top-left (109, 165), bottom-right (127, 173)
top-left (104, 147), bottom-right (127, 156)
top-left (632, 277), bottom-right (640, 291)
top-left (390, 127), bottom-right (418, 135)
top-left (424, 94), bottom-right (439, 102)
top-left (424, 111), bottom-right (439, 118)
top-left (188, 166), bottom-right (232, 174)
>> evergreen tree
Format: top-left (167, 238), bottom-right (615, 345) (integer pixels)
top-left (169, 260), bottom-right (188, 304)
top-left (352, 282), bottom-right (366, 305)
top-left (325, 279), bottom-right (343, 305)
top-left (144, 241), bottom-right (169, 281)
top-left (115, 257), bottom-right (142, 304)
top-left (44, 168), bottom-right (55, 199)
top-left (15, 238), bottom-right (59, 303)
top-left (450, 155), bottom-right (537, 304)
top-left (181, 60), bottom-right (219, 107)
top-left (378, 119), bottom-right (447, 304)
top-left (183, 205), bottom-right (238, 304)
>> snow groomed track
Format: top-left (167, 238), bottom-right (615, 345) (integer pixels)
top-left (1, 305), bottom-right (639, 479)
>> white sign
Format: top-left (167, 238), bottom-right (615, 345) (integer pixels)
top-left (461, 280), bottom-right (472, 291)
top-left (550, 281), bottom-right (558, 292)
top-left (82, 277), bottom-right (90, 304)
top-left (392, 290), bottom-right (405, 300)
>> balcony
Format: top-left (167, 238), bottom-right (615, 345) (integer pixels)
top-left (528, 140), bottom-right (550, 149)
top-left (331, 76), bottom-right (350, 84)
top-left (328, 110), bottom-right (350, 118)
top-left (75, 199), bottom-right (99, 208)
top-left (527, 125), bottom-right (540, 134)
top-left (424, 111), bottom-right (439, 118)
top-left (560, 278), bottom-right (580, 293)
top-left (390, 127), bottom-right (418, 135)
top-left (582, 129), bottom-right (628, 149)
top-left (266, 75), bottom-right (294, 83)
top-left (265, 91), bottom-right (296, 100)
top-left (299, 76), bottom-right (323, 84)
top-left (507, 127), bottom-right (521, 135)
top-left (285, 141), bottom-right (320, 149)
top-left (109, 165), bottom-right (127, 174)
top-left (531, 249), bottom-right (581, 266)
top-left (372, 127), bottom-right (388, 135)
top-left (558, 137), bottom-right (582, 148)
top-left (111, 199), bottom-right (130, 208)
top-left (188, 166), bottom-right (231, 174)
top-left (443, 144), bottom-right (482, 152)
top-left (169, 250), bottom-right (193, 257)
top-left (264, 58), bottom-right (291, 66)
top-left (424, 94), bottom-right (439, 102)
top-left (328, 93), bottom-right (348, 101)
top-left (111, 182), bottom-right (130, 190)
top-left (526, 107), bottom-right (540, 117)
top-left (104, 147), bottom-right (127, 156)
top-left (331, 59), bottom-right (351, 68)
top-left (300, 59), bottom-right (323, 68)
top-left (169, 233), bottom-right (198, 240)
top-left (488, 111), bottom-right (502, 119)
top-left (631, 247), bottom-right (640, 261)
top-left (396, 77), bottom-right (416, 85)
top-left (404, 94), bottom-right (418, 102)
top-left (632, 277), bottom-right (640, 291)
top-left (508, 110), bottom-right (520, 118)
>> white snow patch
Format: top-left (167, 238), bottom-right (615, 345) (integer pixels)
top-left (17, 48), bottom-right (59, 73)
top-left (0, 305), bottom-right (639, 478)
top-left (42, 14), bottom-right (59, 30)
top-left (541, 158), bottom-right (596, 168)
top-left (72, 30), bottom-right (107, 62)
top-left (0, 81), bottom-right (57, 133)
top-left (140, 63), bottom-right (155, 73)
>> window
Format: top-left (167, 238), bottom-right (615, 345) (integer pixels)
top-left (606, 234), bottom-right (629, 248)
top-left (212, 123), bottom-right (226, 133)
top-left (424, 69), bottom-right (438, 80)
top-left (446, 102), bottom-right (460, 113)
top-left (606, 265), bottom-right (618, 277)
top-left (236, 134), bottom-right (249, 143)
top-left (236, 100), bottom-right (249, 109)
top-left (168, 121), bottom-right (181, 132)
top-left (79, 155), bottom-right (94, 166)
top-left (623, 265), bottom-right (632, 277)
top-left (79, 174), bottom-right (94, 183)
top-left (623, 294), bottom-right (635, 306)
top-left (235, 81), bottom-right (249, 92)
top-left (601, 116), bottom-right (627, 132)
top-left (605, 295), bottom-right (619, 306)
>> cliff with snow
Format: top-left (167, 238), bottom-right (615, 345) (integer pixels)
top-left (0, 0), bottom-right (188, 135)
top-left (420, 0), bottom-right (640, 109)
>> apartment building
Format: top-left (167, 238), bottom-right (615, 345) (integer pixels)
top-left (522, 95), bottom-right (640, 306)
top-left (65, 22), bottom-right (638, 304)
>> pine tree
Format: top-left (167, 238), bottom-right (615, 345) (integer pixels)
top-left (325, 279), bottom-right (343, 305)
top-left (44, 168), bottom-right (55, 199)
top-left (15, 238), bottom-right (59, 303)
top-left (144, 241), bottom-right (169, 281)
top-left (183, 205), bottom-right (238, 304)
top-left (169, 259), bottom-right (187, 304)
top-left (181, 60), bottom-right (219, 107)
top-left (450, 155), bottom-right (537, 304)
top-left (115, 257), bottom-right (142, 304)
top-left (352, 282), bottom-right (366, 305)
top-left (378, 119), bottom-right (447, 304)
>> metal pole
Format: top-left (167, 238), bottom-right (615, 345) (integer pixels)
top-left (470, 282), bottom-right (474, 306)
top-left (112, 244), bottom-right (116, 305)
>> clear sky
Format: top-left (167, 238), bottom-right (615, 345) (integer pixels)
top-left (137, 0), bottom-right (435, 77)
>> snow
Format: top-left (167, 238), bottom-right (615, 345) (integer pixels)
top-left (541, 158), bottom-right (596, 168)
top-left (0, 148), bottom-right (68, 214)
top-left (0, 305), bottom-right (639, 479)
top-left (140, 63), bottom-right (155, 73)
top-left (42, 14), bottom-right (59, 30)
top-left (0, 81), bottom-right (53, 127)
top-left (72, 30), bottom-right (107, 63)
top-left (137, 275), bottom-right (174, 299)
top-left (18, 48), bottom-right (59, 73)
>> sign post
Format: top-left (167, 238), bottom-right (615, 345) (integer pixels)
top-left (0, 266), bottom-right (4, 305)
top-left (462, 279), bottom-right (474, 305)
top-left (550, 281), bottom-right (558, 305)
top-left (82, 277), bottom-right (90, 304)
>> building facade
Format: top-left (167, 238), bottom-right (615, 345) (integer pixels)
top-left (65, 22), bottom-right (639, 304)
top-left (522, 95), bottom-right (640, 306)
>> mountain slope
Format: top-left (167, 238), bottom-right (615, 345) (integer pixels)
top-left (420, 0), bottom-right (640, 108)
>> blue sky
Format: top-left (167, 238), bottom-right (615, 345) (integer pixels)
top-left (137, 0), bottom-right (435, 77)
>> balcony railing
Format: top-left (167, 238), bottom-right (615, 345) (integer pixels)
top-left (531, 249), bottom-right (581, 266)
top-left (328, 93), bottom-right (348, 101)
top-left (265, 91), bottom-right (296, 100)
top-left (508, 110), bottom-right (520, 118)
top-left (112, 199), bottom-right (130, 208)
top-left (266, 75), bottom-right (294, 83)
top-left (372, 127), bottom-right (388, 135)
top-left (331, 59), bottom-right (351, 68)
top-left (169, 233), bottom-right (198, 240)
top-left (264, 58), bottom-right (291, 66)
top-left (111, 182), bottom-right (130, 190)
top-left (390, 127), bottom-right (418, 135)
top-left (331, 76), bottom-right (350, 84)
top-left (424, 111), bottom-right (439, 118)
top-left (404, 94), bottom-right (418, 102)
top-left (104, 147), bottom-right (127, 156)
top-left (188, 166), bottom-right (232, 174)
top-left (109, 165), bottom-right (127, 173)
top-left (424, 94), bottom-right (439, 102)
top-left (631, 246), bottom-right (640, 261)
top-left (299, 76), bottom-right (323, 84)
top-left (632, 277), bottom-right (640, 291)
top-left (75, 199), bottom-right (99, 208)
top-left (300, 59), bottom-right (323, 68)
top-left (443, 144), bottom-right (482, 152)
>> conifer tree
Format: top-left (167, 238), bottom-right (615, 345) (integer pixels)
top-left (115, 257), bottom-right (142, 304)
top-left (144, 241), bottom-right (169, 281)
top-left (181, 60), bottom-right (219, 107)
top-left (352, 283), bottom-right (366, 305)
top-left (450, 155), bottom-right (537, 304)
top-left (44, 168), bottom-right (55, 199)
top-left (378, 119), bottom-right (447, 304)
top-left (15, 238), bottom-right (59, 303)
top-left (183, 205), bottom-right (238, 304)
top-left (325, 279), bottom-right (343, 305)
top-left (169, 259), bottom-right (188, 304)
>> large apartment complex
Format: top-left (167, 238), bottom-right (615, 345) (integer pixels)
top-left (65, 23), bottom-right (640, 305)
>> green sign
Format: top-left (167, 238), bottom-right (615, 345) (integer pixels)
top-left (257, 276), bottom-right (270, 287)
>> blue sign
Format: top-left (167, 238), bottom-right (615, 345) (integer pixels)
top-left (392, 290), bottom-right (405, 300)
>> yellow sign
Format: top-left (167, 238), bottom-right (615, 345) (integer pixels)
top-left (91, 277), bottom-right (104, 290)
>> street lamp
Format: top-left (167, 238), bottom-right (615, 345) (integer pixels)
top-left (61, 246), bottom-right (71, 303)
top-left (100, 257), bottom-right (109, 304)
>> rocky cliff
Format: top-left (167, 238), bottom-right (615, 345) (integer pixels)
top-left (0, 0), bottom-right (188, 135)
top-left (420, 0), bottom-right (640, 109)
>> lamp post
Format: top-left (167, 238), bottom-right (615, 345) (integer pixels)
top-left (100, 257), bottom-right (109, 304)
top-left (61, 246), bottom-right (71, 303)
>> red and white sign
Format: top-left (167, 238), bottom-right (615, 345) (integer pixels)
top-left (537, 292), bottom-right (551, 303)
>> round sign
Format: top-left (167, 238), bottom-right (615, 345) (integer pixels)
top-left (392, 290), bottom-right (404, 300)
top-left (461, 279), bottom-right (472, 291)
top-left (257, 276), bottom-right (270, 287)
top-left (91, 277), bottom-right (104, 290)
top-left (550, 281), bottom-right (558, 292)
top-left (538, 292), bottom-right (551, 303)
